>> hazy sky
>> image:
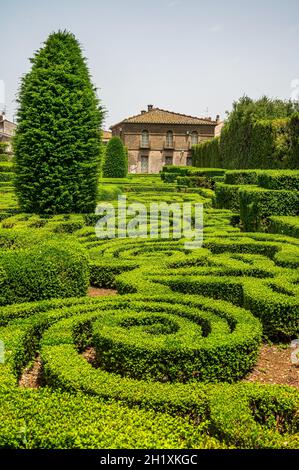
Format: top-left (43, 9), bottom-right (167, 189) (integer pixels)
top-left (2, 0), bottom-right (299, 128)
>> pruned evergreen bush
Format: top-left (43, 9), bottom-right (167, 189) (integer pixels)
top-left (13, 30), bottom-right (103, 214)
top-left (103, 136), bottom-right (128, 178)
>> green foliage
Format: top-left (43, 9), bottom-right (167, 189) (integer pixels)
top-left (0, 235), bottom-right (89, 305)
top-left (0, 173), bottom-right (298, 449)
top-left (0, 387), bottom-right (219, 449)
top-left (192, 137), bottom-right (221, 168)
top-left (224, 170), bottom-right (260, 185)
top-left (214, 183), bottom-right (242, 212)
top-left (289, 113), bottom-right (299, 168)
top-left (239, 186), bottom-right (299, 232)
top-left (103, 137), bottom-right (128, 178)
top-left (0, 294), bottom-right (297, 449)
top-left (0, 142), bottom-right (10, 162)
top-left (98, 183), bottom-right (122, 201)
top-left (13, 30), bottom-right (103, 214)
top-left (216, 170), bottom-right (299, 231)
top-left (161, 166), bottom-right (225, 177)
top-left (209, 383), bottom-right (299, 448)
top-left (90, 296), bottom-right (261, 383)
top-left (192, 96), bottom-right (299, 170)
top-left (258, 170), bottom-right (299, 190)
top-left (220, 97), bottom-right (299, 169)
top-left (269, 216), bottom-right (299, 239)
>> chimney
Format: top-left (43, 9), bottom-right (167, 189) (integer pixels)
top-left (216, 114), bottom-right (220, 123)
top-left (147, 104), bottom-right (153, 111)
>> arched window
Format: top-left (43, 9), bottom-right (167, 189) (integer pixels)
top-left (191, 131), bottom-right (198, 145)
top-left (141, 130), bottom-right (149, 147)
top-left (166, 130), bottom-right (174, 147)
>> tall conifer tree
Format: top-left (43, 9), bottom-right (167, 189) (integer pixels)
top-left (103, 136), bottom-right (128, 178)
top-left (14, 31), bottom-right (103, 213)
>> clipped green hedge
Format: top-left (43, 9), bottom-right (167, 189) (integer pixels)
top-left (0, 238), bottom-right (89, 305)
top-left (192, 108), bottom-right (299, 171)
top-left (220, 117), bottom-right (298, 170)
top-left (239, 186), bottom-right (299, 232)
top-left (258, 170), bottom-right (299, 190)
top-left (0, 162), bottom-right (14, 172)
top-left (161, 166), bottom-right (225, 178)
top-left (209, 383), bottom-right (299, 448)
top-left (0, 294), bottom-right (297, 449)
top-left (224, 170), bottom-right (260, 185)
top-left (0, 387), bottom-right (217, 449)
top-left (0, 172), bottom-right (13, 183)
top-left (103, 137), bottom-right (128, 178)
top-left (192, 137), bottom-right (221, 168)
top-left (214, 183), bottom-right (242, 212)
top-left (90, 297), bottom-right (261, 383)
top-left (110, 235), bottom-right (299, 339)
top-left (269, 216), bottom-right (299, 239)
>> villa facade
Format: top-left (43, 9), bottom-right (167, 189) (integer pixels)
top-left (110, 105), bottom-right (219, 173)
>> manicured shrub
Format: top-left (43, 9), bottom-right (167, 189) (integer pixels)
top-left (192, 137), bottom-right (221, 168)
top-left (13, 31), bottom-right (103, 214)
top-left (214, 183), bottom-right (242, 212)
top-left (224, 170), bottom-right (260, 185)
top-left (177, 176), bottom-right (213, 189)
top-left (269, 216), bottom-right (299, 239)
top-left (0, 171), bottom-right (299, 449)
top-left (0, 142), bottom-right (10, 162)
top-left (0, 162), bottom-right (14, 172)
top-left (239, 187), bottom-right (299, 232)
top-left (209, 383), bottom-right (299, 448)
top-left (161, 166), bottom-right (225, 178)
top-left (0, 387), bottom-right (218, 449)
top-left (258, 170), bottom-right (299, 190)
top-left (103, 137), bottom-right (128, 178)
top-left (98, 184), bottom-right (122, 201)
top-left (0, 293), bottom-right (296, 449)
top-left (0, 238), bottom-right (89, 305)
top-left (90, 296), bottom-right (261, 383)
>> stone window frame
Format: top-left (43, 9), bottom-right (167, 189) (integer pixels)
top-left (166, 130), bottom-right (174, 147)
top-left (191, 131), bottom-right (198, 145)
top-left (141, 130), bottom-right (149, 147)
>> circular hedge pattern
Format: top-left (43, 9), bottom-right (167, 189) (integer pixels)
top-left (41, 295), bottom-right (261, 383)
top-left (0, 211), bottom-right (298, 448)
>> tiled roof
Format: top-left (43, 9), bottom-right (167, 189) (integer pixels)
top-left (110, 107), bottom-right (217, 128)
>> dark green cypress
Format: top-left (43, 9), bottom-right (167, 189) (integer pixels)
top-left (14, 30), bottom-right (103, 214)
top-left (103, 136), bottom-right (128, 178)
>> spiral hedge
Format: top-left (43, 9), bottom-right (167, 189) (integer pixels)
top-left (0, 200), bottom-right (298, 448)
top-left (0, 294), bottom-right (298, 448)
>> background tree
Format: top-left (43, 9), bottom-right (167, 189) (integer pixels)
top-left (220, 96), bottom-right (299, 169)
top-left (0, 142), bottom-right (9, 162)
top-left (103, 136), bottom-right (128, 177)
top-left (14, 30), bottom-right (103, 214)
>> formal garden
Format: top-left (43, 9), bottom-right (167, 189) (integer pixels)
top-left (0, 31), bottom-right (298, 449)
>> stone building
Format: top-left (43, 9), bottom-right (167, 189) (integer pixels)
top-left (110, 105), bottom-right (219, 173)
top-left (0, 113), bottom-right (16, 153)
top-left (215, 120), bottom-right (224, 137)
top-left (102, 130), bottom-right (112, 145)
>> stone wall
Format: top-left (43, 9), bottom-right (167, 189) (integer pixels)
top-left (112, 122), bottom-right (215, 173)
